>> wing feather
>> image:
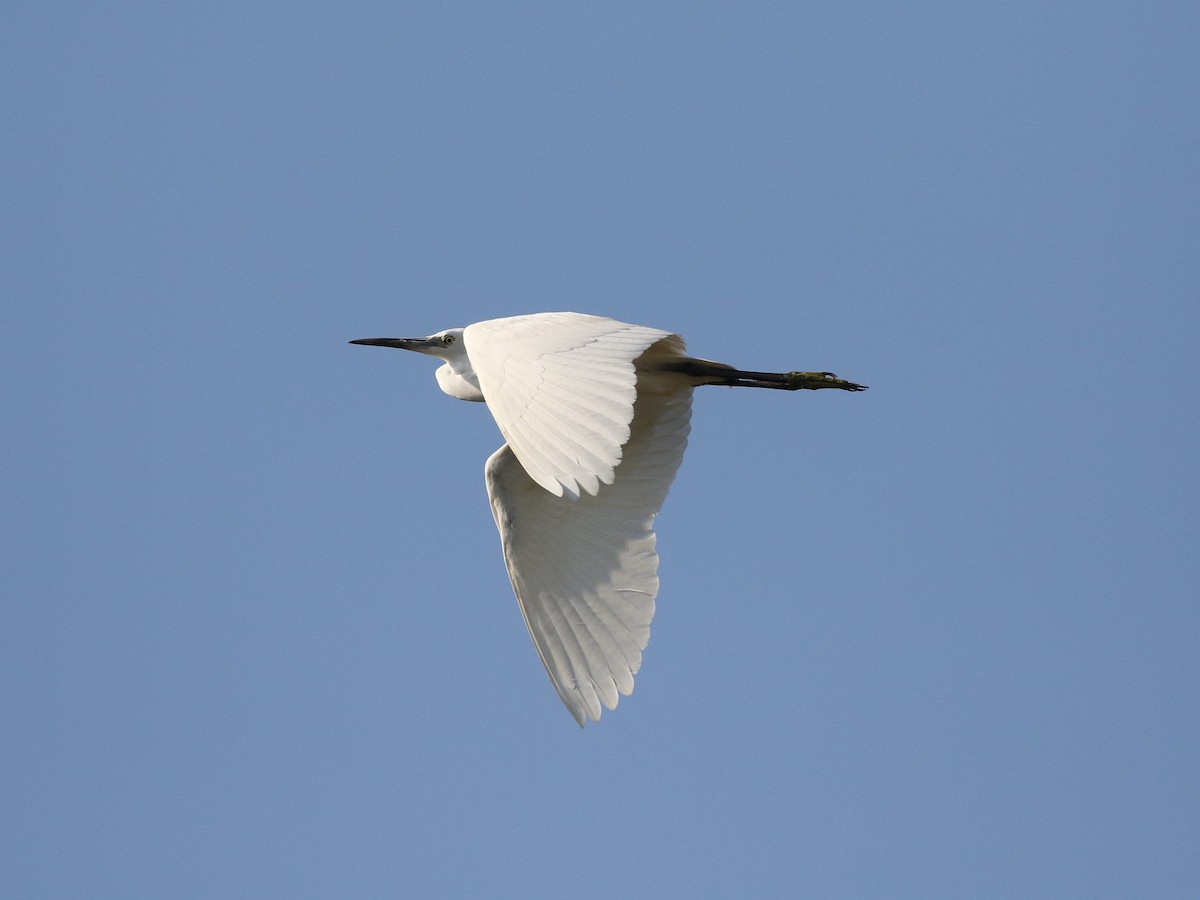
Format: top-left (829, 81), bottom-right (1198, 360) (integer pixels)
top-left (484, 365), bottom-right (692, 725)
top-left (466, 313), bottom-right (675, 498)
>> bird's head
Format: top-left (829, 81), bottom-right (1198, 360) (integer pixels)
top-left (349, 328), bottom-right (465, 358)
top-left (349, 328), bottom-right (482, 401)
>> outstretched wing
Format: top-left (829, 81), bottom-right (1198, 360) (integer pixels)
top-left (465, 313), bottom-right (675, 498)
top-left (484, 378), bottom-right (692, 725)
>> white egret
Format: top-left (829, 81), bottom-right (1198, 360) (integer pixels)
top-left (351, 312), bottom-right (866, 725)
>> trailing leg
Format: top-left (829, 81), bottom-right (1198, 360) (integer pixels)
top-left (666, 358), bottom-right (868, 392)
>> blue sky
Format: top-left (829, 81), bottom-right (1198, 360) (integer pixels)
top-left (4, 3), bottom-right (1197, 897)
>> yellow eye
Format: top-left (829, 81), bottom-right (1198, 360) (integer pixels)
top-left (442, 334), bottom-right (456, 345)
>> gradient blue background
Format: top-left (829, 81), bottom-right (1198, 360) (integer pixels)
top-left (4, 4), bottom-right (1197, 897)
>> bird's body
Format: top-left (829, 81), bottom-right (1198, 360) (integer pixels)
top-left (352, 312), bottom-right (865, 725)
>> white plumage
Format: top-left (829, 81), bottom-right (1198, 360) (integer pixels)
top-left (351, 312), bottom-right (865, 725)
top-left (467, 313), bottom-right (678, 499)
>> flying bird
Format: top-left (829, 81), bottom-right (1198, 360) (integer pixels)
top-left (351, 312), bottom-right (866, 725)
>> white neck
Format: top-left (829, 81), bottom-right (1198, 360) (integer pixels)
top-left (435, 361), bottom-right (484, 401)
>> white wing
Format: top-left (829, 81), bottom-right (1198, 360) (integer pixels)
top-left (466, 313), bottom-right (675, 498)
top-left (484, 375), bottom-right (693, 725)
